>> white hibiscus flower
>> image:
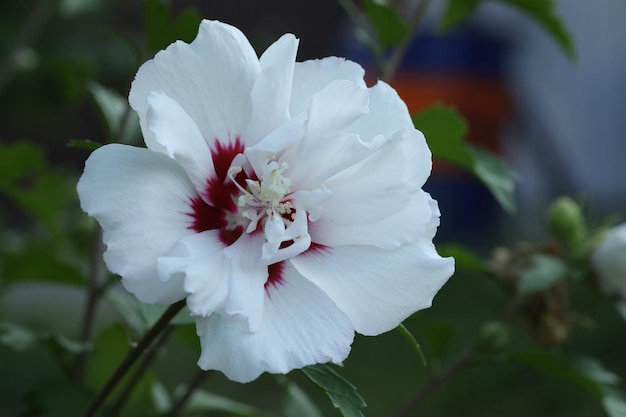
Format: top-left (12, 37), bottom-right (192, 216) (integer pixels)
top-left (77, 20), bottom-right (454, 383)
top-left (592, 222), bottom-right (626, 319)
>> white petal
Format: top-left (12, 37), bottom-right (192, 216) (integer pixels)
top-left (347, 81), bottom-right (415, 142)
top-left (129, 20), bottom-right (260, 153)
top-left (223, 233), bottom-right (268, 331)
top-left (157, 231), bottom-right (229, 317)
top-left (592, 223), bottom-right (626, 298)
top-left (146, 92), bottom-right (215, 194)
top-left (310, 190), bottom-right (435, 249)
top-left (291, 241), bottom-right (454, 336)
top-left (290, 57), bottom-right (366, 119)
top-left (424, 192), bottom-right (443, 240)
top-left (275, 81), bottom-right (373, 190)
top-left (244, 113), bottom-right (306, 176)
top-left (319, 128), bottom-right (429, 226)
top-left (243, 34), bottom-right (299, 146)
top-left (77, 144), bottom-right (195, 303)
top-left (306, 79), bottom-right (369, 138)
top-left (196, 262), bottom-right (354, 382)
top-left (282, 131), bottom-right (380, 192)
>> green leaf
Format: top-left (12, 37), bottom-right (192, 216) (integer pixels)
top-left (185, 390), bottom-right (275, 417)
top-left (397, 324), bottom-right (427, 366)
top-left (143, 0), bottom-right (171, 53)
top-left (0, 321), bottom-right (88, 357)
top-left (497, 0), bottom-right (575, 60)
top-left (67, 138), bottom-right (102, 151)
top-left (438, 244), bottom-right (485, 273)
top-left (84, 324), bottom-right (155, 416)
top-left (21, 379), bottom-right (98, 417)
top-left (603, 388), bottom-right (626, 417)
top-left (106, 289), bottom-right (149, 334)
top-left (0, 141), bottom-right (44, 182)
top-left (151, 380), bottom-right (172, 414)
top-left (438, 0), bottom-right (481, 31)
top-left (362, 0), bottom-right (409, 47)
top-left (420, 320), bottom-right (454, 361)
top-left (143, 0), bottom-right (201, 53)
top-left (413, 103), bottom-right (517, 213)
top-left (280, 378), bottom-right (324, 417)
top-left (617, 303), bottom-right (626, 322)
top-left (469, 146), bottom-right (517, 214)
top-left (439, 0), bottom-right (574, 60)
top-left (88, 81), bottom-right (139, 142)
top-left (413, 103), bottom-right (471, 168)
top-left (2, 243), bottom-right (85, 287)
top-left (84, 324), bottom-right (130, 390)
top-left (0, 171), bottom-right (77, 234)
top-left (108, 289), bottom-right (193, 334)
top-left (511, 351), bottom-right (626, 417)
top-left (302, 364), bottom-right (366, 417)
top-left (142, 302), bottom-right (194, 327)
top-left (172, 8), bottom-right (203, 44)
top-left (518, 254), bottom-right (567, 295)
top-left (0, 321), bottom-right (38, 351)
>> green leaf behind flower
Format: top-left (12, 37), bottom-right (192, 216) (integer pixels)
top-left (302, 364), bottom-right (366, 417)
top-left (469, 147), bottom-right (516, 214)
top-left (67, 139), bottom-right (102, 151)
top-left (21, 379), bottom-right (98, 417)
top-left (280, 378), bottom-right (324, 417)
top-left (185, 390), bottom-right (275, 417)
top-left (511, 351), bottom-right (626, 417)
top-left (88, 82), bottom-right (139, 143)
top-left (439, 0), bottom-right (575, 60)
top-left (412, 103), bottom-right (517, 213)
top-left (143, 0), bottom-right (201, 54)
top-left (517, 254), bottom-right (567, 295)
top-left (497, 0), bottom-right (575, 60)
top-left (362, 0), bottom-right (409, 47)
top-left (438, 244), bottom-right (486, 273)
top-left (438, 0), bottom-right (481, 31)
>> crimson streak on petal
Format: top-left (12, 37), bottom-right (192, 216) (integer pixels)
top-left (187, 137), bottom-right (247, 246)
top-left (211, 137), bottom-right (245, 181)
top-left (266, 261), bottom-right (285, 294)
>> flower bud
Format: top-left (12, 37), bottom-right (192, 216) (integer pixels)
top-left (478, 321), bottom-right (509, 352)
top-left (548, 197), bottom-right (586, 248)
top-left (591, 223), bottom-right (626, 301)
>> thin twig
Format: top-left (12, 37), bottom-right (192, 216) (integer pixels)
top-left (337, 0), bottom-right (371, 29)
top-left (109, 327), bottom-right (173, 417)
top-left (74, 66), bottom-right (137, 380)
top-left (382, 0), bottom-right (432, 82)
top-left (73, 227), bottom-right (104, 381)
top-left (80, 300), bottom-right (186, 417)
top-left (392, 345), bottom-right (477, 417)
top-left (169, 369), bottom-right (209, 415)
top-left (393, 298), bottom-right (523, 417)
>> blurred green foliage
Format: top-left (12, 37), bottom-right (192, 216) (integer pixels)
top-left (1, 1), bottom-right (624, 417)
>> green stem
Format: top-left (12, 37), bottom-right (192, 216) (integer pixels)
top-left (109, 327), bottom-right (173, 417)
top-left (392, 345), bottom-right (476, 417)
top-left (393, 298), bottom-right (522, 417)
top-left (73, 227), bottom-right (104, 382)
top-left (169, 369), bottom-right (209, 415)
top-left (80, 300), bottom-right (186, 417)
top-left (381, 0), bottom-right (432, 82)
